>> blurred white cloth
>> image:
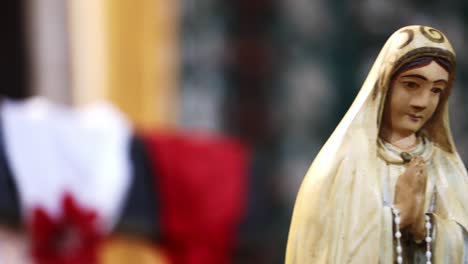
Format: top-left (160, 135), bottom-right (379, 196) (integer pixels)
top-left (1, 97), bottom-right (132, 232)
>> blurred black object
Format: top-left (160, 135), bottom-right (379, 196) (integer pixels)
top-left (0, 115), bottom-right (21, 229)
top-left (114, 135), bottom-right (161, 241)
top-left (1, 0), bottom-right (31, 99)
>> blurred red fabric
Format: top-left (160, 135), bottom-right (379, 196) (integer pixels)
top-left (143, 132), bottom-right (249, 264)
top-left (30, 193), bottom-right (102, 264)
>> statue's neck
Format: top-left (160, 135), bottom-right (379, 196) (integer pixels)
top-left (380, 131), bottom-right (418, 151)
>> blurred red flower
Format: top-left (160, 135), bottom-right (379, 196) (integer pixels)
top-left (29, 193), bottom-right (102, 264)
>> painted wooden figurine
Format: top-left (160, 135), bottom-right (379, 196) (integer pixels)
top-left (286, 25), bottom-right (468, 263)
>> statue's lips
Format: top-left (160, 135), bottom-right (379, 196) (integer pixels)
top-left (407, 113), bottom-right (423, 122)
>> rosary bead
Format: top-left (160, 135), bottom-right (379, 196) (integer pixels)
top-left (426, 222), bottom-right (431, 230)
top-left (395, 231), bottom-right (402, 238)
top-left (396, 246), bottom-right (402, 253)
top-left (394, 217), bottom-right (401, 224)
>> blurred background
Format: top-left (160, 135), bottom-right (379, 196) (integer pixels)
top-left (3, 0), bottom-right (468, 263)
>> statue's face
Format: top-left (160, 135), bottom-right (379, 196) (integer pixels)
top-left (383, 61), bottom-right (449, 137)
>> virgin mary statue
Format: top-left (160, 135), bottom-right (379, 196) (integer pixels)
top-left (286, 25), bottom-right (468, 263)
